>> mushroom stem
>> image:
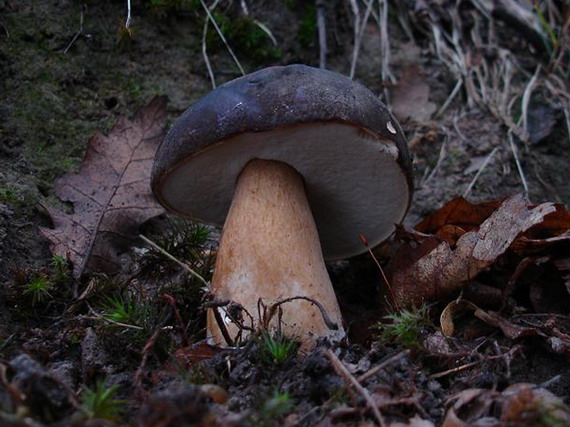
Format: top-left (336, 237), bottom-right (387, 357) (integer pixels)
top-left (207, 159), bottom-right (345, 348)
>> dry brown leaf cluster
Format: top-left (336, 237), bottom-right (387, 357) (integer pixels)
top-left (388, 194), bottom-right (570, 307)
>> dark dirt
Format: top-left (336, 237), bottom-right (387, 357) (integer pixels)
top-left (1, 0), bottom-right (570, 425)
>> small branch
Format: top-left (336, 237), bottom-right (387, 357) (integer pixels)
top-left (327, 349), bottom-right (386, 427)
top-left (521, 65), bottom-right (541, 134)
top-left (435, 79), bottom-right (463, 118)
top-left (316, 0), bottom-right (327, 69)
top-left (63, 5), bottom-right (85, 54)
top-left (199, 0), bottom-right (245, 76)
top-left (359, 234), bottom-right (399, 311)
top-left (507, 131), bottom-right (529, 196)
top-left (138, 234), bottom-right (209, 287)
top-left (264, 296), bottom-right (339, 331)
top-left (463, 146), bottom-right (499, 198)
top-left (357, 350), bottom-right (410, 382)
top-left (125, 0), bottom-right (132, 29)
top-left (429, 361), bottom-right (479, 379)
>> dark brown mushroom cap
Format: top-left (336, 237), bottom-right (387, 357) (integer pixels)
top-left (152, 64), bottom-right (413, 260)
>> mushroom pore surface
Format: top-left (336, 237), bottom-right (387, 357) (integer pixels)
top-left (157, 122), bottom-right (409, 260)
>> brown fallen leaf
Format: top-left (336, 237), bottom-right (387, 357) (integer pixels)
top-left (40, 97), bottom-right (167, 277)
top-left (443, 383), bottom-right (570, 426)
top-left (416, 196), bottom-right (570, 245)
top-left (390, 194), bottom-right (556, 307)
top-left (501, 383), bottom-right (570, 425)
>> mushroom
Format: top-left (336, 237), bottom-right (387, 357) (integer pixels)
top-left (151, 65), bottom-right (412, 348)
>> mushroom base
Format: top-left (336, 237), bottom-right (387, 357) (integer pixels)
top-left (207, 159), bottom-right (345, 348)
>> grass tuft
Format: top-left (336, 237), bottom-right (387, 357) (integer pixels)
top-left (377, 304), bottom-right (431, 350)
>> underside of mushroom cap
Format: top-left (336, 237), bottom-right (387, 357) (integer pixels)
top-left (152, 65), bottom-right (413, 259)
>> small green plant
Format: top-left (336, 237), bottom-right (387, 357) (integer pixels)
top-left (377, 304), bottom-right (431, 349)
top-left (80, 379), bottom-right (125, 421)
top-left (206, 13), bottom-right (281, 62)
top-left (50, 254), bottom-right (70, 285)
top-left (23, 273), bottom-right (54, 305)
top-left (101, 294), bottom-right (149, 327)
top-left (258, 331), bottom-right (299, 365)
top-left (253, 390), bottom-right (294, 427)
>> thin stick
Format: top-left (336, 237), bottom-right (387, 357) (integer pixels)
top-left (429, 361), bottom-right (479, 379)
top-left (139, 234), bottom-right (209, 287)
top-left (316, 0), bottom-right (327, 69)
top-left (199, 0), bottom-right (245, 76)
top-left (423, 136), bottom-right (447, 185)
top-left (125, 0), bottom-right (132, 29)
top-left (507, 131), bottom-right (529, 195)
top-left (349, 0), bottom-right (374, 79)
top-left (378, 0), bottom-right (395, 86)
top-left (348, 0), bottom-right (360, 79)
top-left (202, 11), bottom-right (217, 89)
top-left (63, 6), bottom-right (84, 54)
top-left (435, 79), bottom-right (463, 118)
top-left (521, 65), bottom-right (541, 134)
top-left (463, 146), bottom-right (499, 198)
top-left (357, 350), bottom-right (410, 382)
top-left (327, 349), bottom-right (386, 427)
top-left (359, 234), bottom-right (400, 311)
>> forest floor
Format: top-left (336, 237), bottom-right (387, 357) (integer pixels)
top-left (1, 0), bottom-right (570, 425)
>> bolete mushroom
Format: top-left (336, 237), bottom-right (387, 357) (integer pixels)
top-left (151, 64), bottom-right (412, 348)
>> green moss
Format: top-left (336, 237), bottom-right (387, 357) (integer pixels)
top-left (297, 5), bottom-right (316, 48)
top-left (376, 304), bottom-right (431, 350)
top-left (207, 13), bottom-right (281, 63)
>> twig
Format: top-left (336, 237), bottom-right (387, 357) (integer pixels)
top-left (463, 146), bottom-right (499, 198)
top-left (521, 65), bottom-right (541, 134)
top-left (378, 0), bottom-right (395, 86)
top-left (134, 311), bottom-right (173, 398)
top-left (316, 0), bottom-right (327, 69)
top-left (507, 131), bottom-right (529, 196)
top-left (422, 136), bottom-right (447, 186)
top-left (349, 0), bottom-right (374, 79)
top-left (163, 293), bottom-right (189, 345)
top-left (359, 234), bottom-right (400, 311)
top-left (429, 361), bottom-right (479, 379)
top-left (85, 304), bottom-right (144, 330)
top-left (125, 0), bottom-right (132, 29)
top-left (262, 296), bottom-right (339, 331)
top-left (435, 79), bottom-right (463, 118)
top-left (202, 10), bottom-right (217, 89)
top-left (199, 0), bottom-right (245, 76)
top-left (63, 5), bottom-right (85, 54)
top-left (327, 349), bottom-right (386, 427)
top-left (139, 234), bottom-right (209, 287)
top-left (357, 350), bottom-right (410, 382)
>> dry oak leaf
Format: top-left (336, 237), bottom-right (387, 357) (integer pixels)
top-left (390, 194), bottom-right (556, 307)
top-left (40, 97), bottom-right (167, 277)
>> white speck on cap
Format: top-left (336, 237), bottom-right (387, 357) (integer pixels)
top-left (387, 121), bottom-right (397, 134)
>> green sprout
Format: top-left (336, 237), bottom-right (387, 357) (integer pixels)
top-left (258, 331), bottom-right (299, 365)
top-left (80, 379), bottom-right (125, 421)
top-left (23, 273), bottom-right (54, 305)
top-left (377, 304), bottom-right (431, 350)
top-left (50, 254), bottom-right (70, 285)
top-left (101, 295), bottom-right (148, 327)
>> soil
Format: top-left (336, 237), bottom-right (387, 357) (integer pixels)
top-left (1, 0), bottom-right (569, 426)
